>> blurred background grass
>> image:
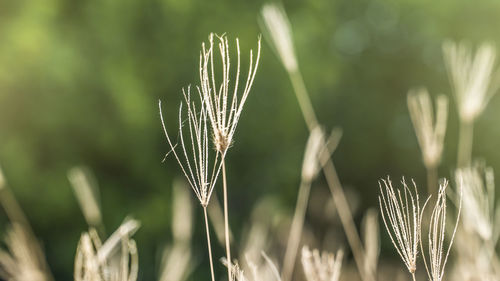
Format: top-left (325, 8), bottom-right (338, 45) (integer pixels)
top-left (1, 0), bottom-right (500, 279)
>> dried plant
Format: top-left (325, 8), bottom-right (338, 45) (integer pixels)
top-left (197, 32), bottom-right (261, 281)
top-left (407, 88), bottom-right (448, 193)
top-left (0, 224), bottom-right (52, 281)
top-left (68, 167), bottom-right (103, 229)
top-left (0, 166), bottom-right (53, 281)
top-left (74, 219), bottom-right (140, 281)
top-left (456, 163), bottom-right (498, 241)
top-left (443, 41), bottom-right (499, 123)
top-left (301, 246), bottom-right (343, 281)
top-left (159, 88), bottom-right (221, 208)
top-left (361, 209), bottom-right (380, 279)
top-left (260, 5), bottom-right (372, 281)
top-left (282, 127), bottom-right (326, 281)
top-left (158, 179), bottom-right (194, 281)
top-left (379, 177), bottom-right (430, 280)
top-left (282, 127), bottom-right (341, 281)
top-left (198, 33), bottom-right (261, 155)
top-left (421, 180), bottom-right (461, 281)
top-left (159, 87), bottom-right (219, 281)
top-left (443, 41), bottom-right (499, 167)
top-left (452, 164), bottom-right (500, 281)
top-left (259, 3), bottom-right (316, 128)
top-left (260, 4), bottom-right (298, 73)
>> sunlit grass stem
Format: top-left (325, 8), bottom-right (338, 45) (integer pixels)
top-left (222, 158), bottom-right (232, 281)
top-left (282, 179), bottom-right (312, 281)
top-left (289, 65), bottom-right (370, 281)
top-left (203, 207), bottom-right (216, 281)
top-left (457, 120), bottom-right (473, 168)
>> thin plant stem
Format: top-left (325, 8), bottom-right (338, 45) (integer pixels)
top-left (290, 70), bottom-right (318, 130)
top-left (426, 165), bottom-right (438, 195)
top-left (411, 272), bottom-right (416, 281)
top-left (203, 207), bottom-right (216, 281)
top-left (222, 158), bottom-right (232, 281)
top-left (457, 120), bottom-right (473, 168)
top-left (288, 68), bottom-right (371, 281)
top-left (322, 157), bottom-right (369, 281)
top-left (282, 179), bottom-right (312, 281)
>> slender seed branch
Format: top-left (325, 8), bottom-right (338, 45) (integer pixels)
top-left (222, 158), bottom-right (232, 281)
top-left (203, 207), bottom-right (215, 281)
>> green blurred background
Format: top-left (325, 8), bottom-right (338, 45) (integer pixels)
top-left (1, 0), bottom-right (500, 279)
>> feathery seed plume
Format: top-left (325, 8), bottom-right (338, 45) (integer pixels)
top-left (198, 33), bottom-right (261, 154)
top-left (407, 88), bottom-right (448, 169)
top-left (379, 177), bottom-right (430, 276)
top-left (159, 87), bottom-right (222, 207)
top-left (443, 41), bottom-right (499, 122)
top-left (421, 180), bottom-right (461, 281)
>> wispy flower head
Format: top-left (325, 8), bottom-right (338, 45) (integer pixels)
top-left (159, 88), bottom-right (222, 207)
top-left (407, 88), bottom-right (448, 168)
top-left (443, 41), bottom-right (499, 122)
top-left (421, 179), bottom-right (461, 281)
top-left (198, 33), bottom-right (261, 154)
top-left (260, 3), bottom-right (298, 72)
top-left (74, 218), bottom-right (140, 281)
top-left (301, 246), bottom-right (343, 281)
top-left (455, 163), bottom-right (497, 241)
top-left (379, 177), bottom-right (430, 274)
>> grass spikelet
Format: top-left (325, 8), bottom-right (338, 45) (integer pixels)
top-left (420, 179), bottom-right (461, 281)
top-left (379, 177), bottom-right (430, 280)
top-left (198, 33), bottom-right (261, 154)
top-left (159, 87), bottom-right (222, 208)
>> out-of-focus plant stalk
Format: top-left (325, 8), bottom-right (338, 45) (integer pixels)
top-left (457, 120), bottom-right (473, 168)
top-left (282, 179), bottom-right (312, 281)
top-left (260, 5), bottom-right (372, 280)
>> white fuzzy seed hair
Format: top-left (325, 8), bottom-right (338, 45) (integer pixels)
top-left (407, 88), bottom-right (448, 169)
top-left (379, 177), bottom-right (430, 275)
top-left (159, 87), bottom-right (223, 207)
top-left (260, 3), bottom-right (298, 72)
top-left (198, 33), bottom-right (261, 154)
top-left (301, 246), bottom-right (343, 281)
top-left (421, 179), bottom-right (461, 281)
top-left (443, 41), bottom-right (500, 122)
